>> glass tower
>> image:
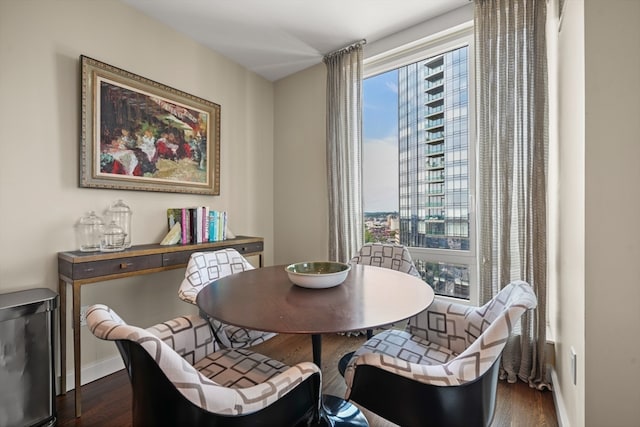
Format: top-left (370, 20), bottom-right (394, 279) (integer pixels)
top-left (398, 46), bottom-right (470, 251)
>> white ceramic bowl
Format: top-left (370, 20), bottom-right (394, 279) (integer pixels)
top-left (285, 261), bottom-right (351, 289)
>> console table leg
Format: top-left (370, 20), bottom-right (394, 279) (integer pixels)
top-left (59, 279), bottom-right (67, 396)
top-left (72, 283), bottom-right (82, 417)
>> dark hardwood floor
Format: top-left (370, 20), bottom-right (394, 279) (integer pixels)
top-left (56, 333), bottom-right (558, 426)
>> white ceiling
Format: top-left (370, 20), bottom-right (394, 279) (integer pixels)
top-left (121, 0), bottom-right (470, 81)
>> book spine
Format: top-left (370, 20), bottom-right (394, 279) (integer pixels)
top-left (212, 211), bottom-right (219, 242)
top-left (203, 207), bottom-right (209, 242)
top-left (208, 210), bottom-right (215, 242)
top-left (215, 211), bottom-right (220, 242)
top-left (196, 207), bottom-right (203, 243)
top-left (222, 211), bottom-right (227, 240)
top-left (189, 208), bottom-right (197, 244)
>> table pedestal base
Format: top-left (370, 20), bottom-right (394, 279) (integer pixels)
top-left (318, 394), bottom-right (369, 427)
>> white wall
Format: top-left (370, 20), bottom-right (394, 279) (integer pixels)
top-left (583, 0), bottom-right (640, 425)
top-left (554, 0), bottom-right (640, 426)
top-left (555, 0), bottom-right (586, 425)
top-left (0, 0), bottom-right (274, 386)
top-left (273, 63), bottom-right (328, 264)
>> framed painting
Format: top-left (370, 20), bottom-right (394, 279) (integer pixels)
top-left (80, 55), bottom-right (220, 195)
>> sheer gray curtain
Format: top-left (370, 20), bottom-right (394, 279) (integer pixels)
top-left (475, 0), bottom-right (550, 389)
top-left (323, 41), bottom-right (365, 262)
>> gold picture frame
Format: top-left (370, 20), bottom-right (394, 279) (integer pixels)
top-left (80, 55), bottom-right (220, 195)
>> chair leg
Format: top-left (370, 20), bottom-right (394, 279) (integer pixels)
top-left (366, 329), bottom-right (373, 340)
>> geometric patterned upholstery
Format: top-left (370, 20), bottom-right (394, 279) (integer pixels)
top-left (348, 243), bottom-right (423, 333)
top-left (145, 312), bottom-right (220, 364)
top-left (349, 243), bottom-right (421, 279)
top-left (178, 249), bottom-right (255, 305)
top-left (87, 304), bottom-right (321, 416)
top-left (344, 280), bottom-right (537, 393)
top-left (178, 249), bottom-right (276, 348)
top-left (349, 331), bottom-right (459, 367)
top-left (193, 349), bottom-right (289, 388)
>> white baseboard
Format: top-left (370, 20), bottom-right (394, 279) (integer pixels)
top-left (59, 356), bottom-right (124, 393)
top-left (550, 366), bottom-right (570, 427)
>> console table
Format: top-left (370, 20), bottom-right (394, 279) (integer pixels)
top-left (57, 235), bottom-right (264, 418)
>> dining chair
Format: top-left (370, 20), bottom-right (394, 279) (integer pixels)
top-left (337, 243), bottom-right (424, 376)
top-left (348, 242), bottom-right (422, 338)
top-left (349, 242), bottom-right (421, 277)
top-left (342, 280), bottom-right (537, 427)
top-left (178, 249), bottom-right (276, 348)
top-left (86, 304), bottom-right (321, 427)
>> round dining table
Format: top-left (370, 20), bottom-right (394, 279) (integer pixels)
top-left (196, 263), bottom-right (434, 427)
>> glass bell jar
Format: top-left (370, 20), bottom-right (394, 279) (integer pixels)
top-left (106, 199), bottom-right (132, 248)
top-left (76, 211), bottom-right (104, 252)
top-left (100, 220), bottom-right (127, 252)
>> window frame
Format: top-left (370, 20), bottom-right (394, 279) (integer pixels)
top-left (363, 23), bottom-right (478, 305)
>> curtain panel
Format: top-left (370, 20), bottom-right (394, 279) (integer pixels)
top-left (323, 42), bottom-right (365, 262)
top-left (475, 0), bottom-right (550, 389)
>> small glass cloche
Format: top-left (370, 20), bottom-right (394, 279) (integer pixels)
top-left (76, 211), bottom-right (104, 252)
top-left (106, 199), bottom-right (133, 248)
top-left (100, 220), bottom-right (127, 252)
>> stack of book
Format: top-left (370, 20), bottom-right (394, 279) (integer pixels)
top-left (166, 207), bottom-right (228, 244)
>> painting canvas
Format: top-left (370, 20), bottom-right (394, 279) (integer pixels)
top-left (80, 55), bottom-right (220, 195)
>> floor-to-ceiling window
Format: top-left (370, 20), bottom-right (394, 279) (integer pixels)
top-left (363, 27), bottom-right (477, 302)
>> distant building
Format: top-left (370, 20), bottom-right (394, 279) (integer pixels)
top-left (387, 214), bottom-right (398, 231)
top-left (397, 46), bottom-right (470, 251)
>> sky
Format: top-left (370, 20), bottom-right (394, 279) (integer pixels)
top-left (363, 69), bottom-right (399, 213)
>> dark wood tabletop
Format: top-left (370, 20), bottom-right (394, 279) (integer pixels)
top-left (196, 264), bottom-right (434, 335)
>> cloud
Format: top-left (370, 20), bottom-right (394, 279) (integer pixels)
top-left (363, 136), bottom-right (398, 212)
top-left (385, 81), bottom-right (398, 94)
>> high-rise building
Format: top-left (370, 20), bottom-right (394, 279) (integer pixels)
top-left (398, 46), bottom-right (470, 251)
